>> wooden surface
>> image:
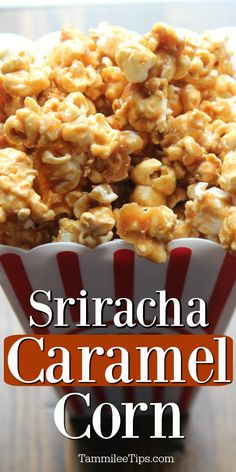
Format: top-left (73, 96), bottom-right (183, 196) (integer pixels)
top-left (0, 4), bottom-right (236, 471)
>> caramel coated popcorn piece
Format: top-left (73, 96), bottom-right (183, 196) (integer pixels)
top-left (4, 97), bottom-right (62, 147)
top-left (116, 202), bottom-right (177, 262)
top-left (0, 147), bottom-right (54, 223)
top-left (185, 183), bottom-right (232, 235)
top-left (56, 206), bottom-right (115, 247)
top-left (102, 65), bottom-right (127, 103)
top-left (91, 23), bottom-right (137, 59)
top-left (33, 148), bottom-right (84, 194)
top-left (1, 51), bottom-right (50, 97)
top-left (0, 217), bottom-right (51, 249)
top-left (174, 219), bottom-right (199, 239)
top-left (141, 22), bottom-right (190, 82)
top-left (50, 23), bottom-right (99, 69)
top-left (131, 158), bottom-right (176, 195)
top-left (53, 61), bottom-right (103, 101)
top-left (62, 113), bottom-right (120, 159)
top-left (115, 41), bottom-right (157, 83)
top-left (200, 97), bottom-right (236, 122)
top-left (142, 22), bottom-right (185, 54)
top-left (130, 185), bottom-right (166, 207)
top-left (162, 110), bottom-right (213, 150)
top-left (66, 184), bottom-right (118, 219)
top-left (219, 206), bottom-right (236, 251)
top-left (90, 184), bottom-right (118, 205)
top-left (114, 77), bottom-right (169, 135)
top-left (218, 151), bottom-right (236, 195)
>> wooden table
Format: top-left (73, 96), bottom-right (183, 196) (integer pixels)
top-left (0, 3), bottom-right (236, 471)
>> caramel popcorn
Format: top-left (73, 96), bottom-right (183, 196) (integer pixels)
top-left (218, 151), bottom-right (236, 195)
top-left (131, 158), bottom-right (176, 195)
top-left (219, 206), bottom-right (236, 252)
top-left (65, 184), bottom-right (118, 219)
top-left (102, 65), bottom-right (127, 103)
top-left (0, 217), bottom-right (51, 249)
top-left (56, 206), bottom-right (115, 247)
top-left (0, 147), bottom-right (54, 223)
top-left (4, 97), bottom-right (62, 147)
top-left (116, 203), bottom-right (177, 263)
top-left (1, 51), bottom-right (50, 97)
top-left (53, 61), bottom-right (103, 101)
top-left (62, 113), bottom-right (120, 158)
top-left (91, 23), bottom-right (138, 60)
top-left (173, 219), bottom-right (199, 239)
top-left (115, 41), bottom-right (157, 83)
top-left (114, 77), bottom-right (169, 135)
top-left (0, 22), bottom-right (235, 263)
top-left (185, 183), bottom-right (232, 235)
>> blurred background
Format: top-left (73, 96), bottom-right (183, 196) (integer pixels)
top-left (0, 0), bottom-right (236, 36)
top-left (0, 1), bottom-right (235, 471)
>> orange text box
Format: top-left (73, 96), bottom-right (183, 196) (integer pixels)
top-left (4, 334), bottom-right (233, 387)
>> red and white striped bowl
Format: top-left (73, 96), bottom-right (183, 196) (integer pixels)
top-left (0, 238), bottom-right (235, 415)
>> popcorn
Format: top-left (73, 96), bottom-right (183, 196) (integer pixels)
top-left (141, 22), bottom-right (190, 82)
top-left (87, 152), bottom-right (131, 184)
top-left (115, 41), bottom-right (157, 83)
top-left (167, 187), bottom-right (187, 209)
top-left (65, 184), bottom-right (118, 219)
top-left (131, 158), bottom-right (176, 195)
top-left (49, 24), bottom-right (99, 69)
top-left (0, 147), bottom-right (54, 223)
top-left (62, 113), bottom-right (120, 159)
top-left (218, 151), bottom-right (236, 195)
top-left (180, 84), bottom-right (201, 112)
top-left (162, 110), bottom-right (213, 151)
top-left (214, 74), bottom-right (236, 98)
top-left (1, 52), bottom-right (50, 97)
top-left (174, 219), bottom-right (199, 239)
top-left (33, 148), bottom-right (84, 194)
top-left (0, 217), bottom-right (51, 249)
top-left (116, 203), bottom-right (177, 263)
top-left (91, 23), bottom-right (138, 59)
top-left (130, 185), bottom-right (166, 207)
top-left (114, 77), bottom-right (169, 135)
top-left (219, 206), bottom-right (236, 251)
top-left (56, 206), bottom-right (115, 247)
top-left (167, 84), bottom-right (182, 116)
top-left (195, 153), bottom-right (222, 185)
top-left (200, 97), bottom-right (236, 122)
top-left (185, 183), bottom-right (232, 235)
top-left (102, 66), bottom-right (127, 103)
top-left (0, 22), bottom-right (235, 262)
top-left (89, 184), bottom-right (118, 205)
top-left (210, 120), bottom-right (236, 156)
top-left (53, 61), bottom-right (103, 101)
top-left (4, 97), bottom-right (62, 147)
